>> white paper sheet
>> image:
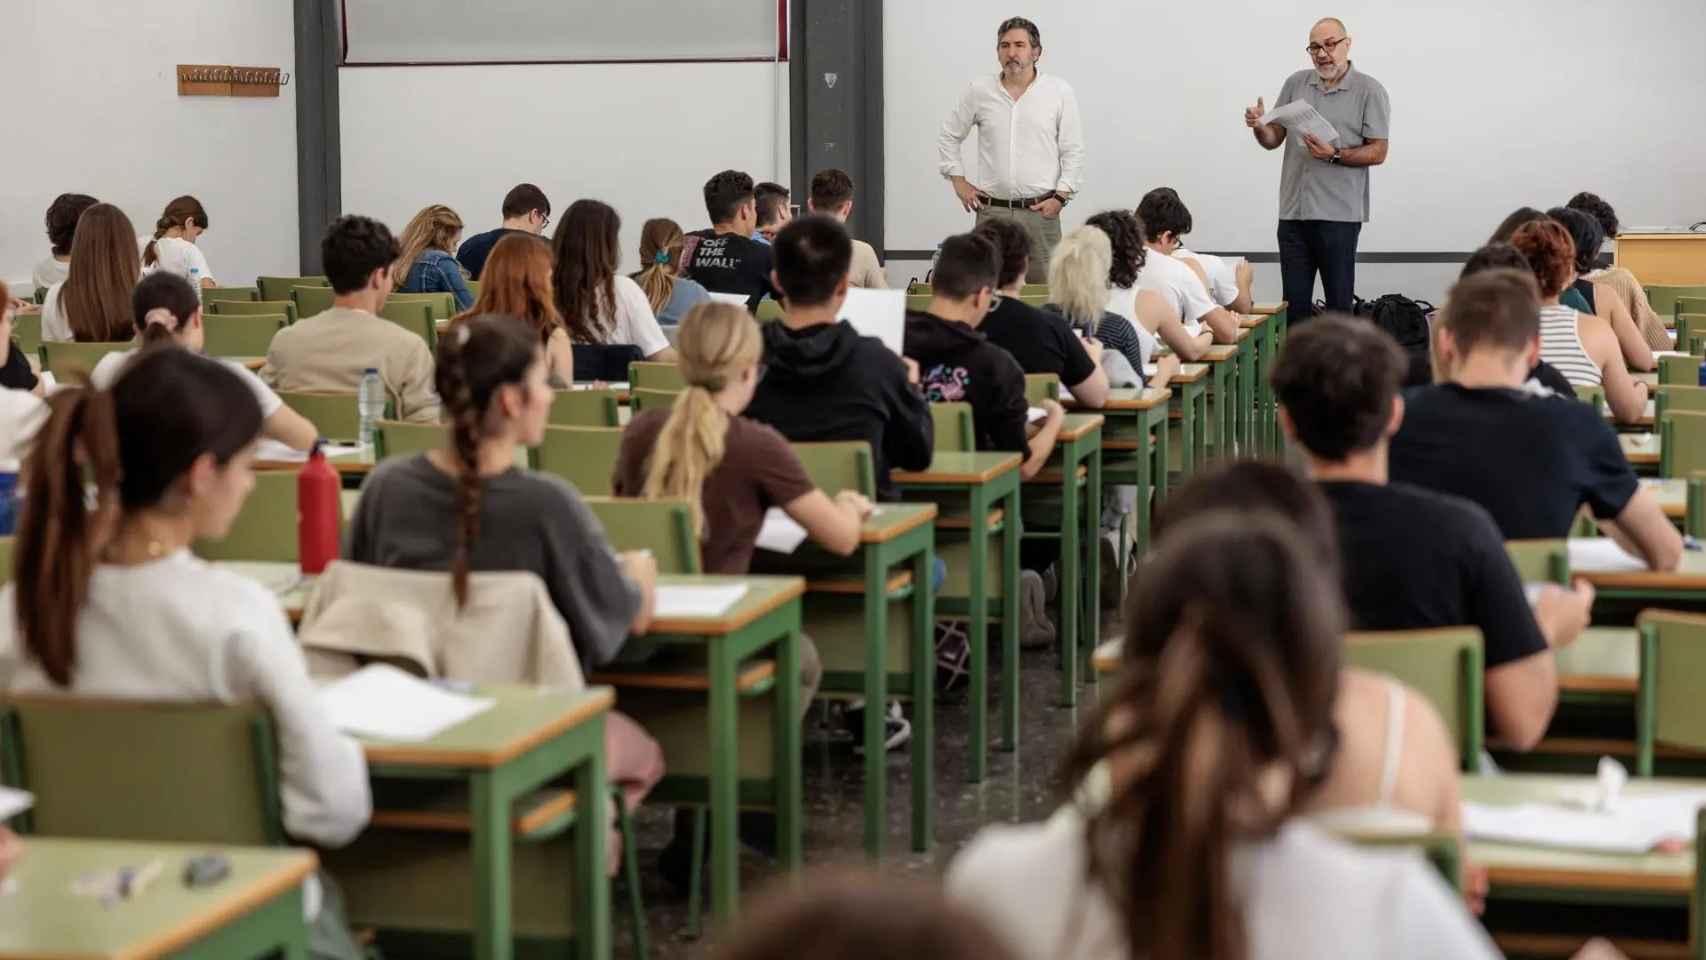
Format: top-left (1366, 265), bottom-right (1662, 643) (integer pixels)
top-left (838, 288), bottom-right (906, 355)
top-left (1464, 787), bottom-right (1706, 854)
top-left (1265, 100), bottom-right (1340, 145)
top-left (1624, 433), bottom-right (1660, 453)
top-left (1568, 538), bottom-right (1649, 573)
top-left (755, 507), bottom-right (809, 555)
top-left (253, 440), bottom-right (366, 463)
top-left (0, 785), bottom-right (33, 821)
top-left (707, 292), bottom-right (750, 307)
top-left (317, 664), bottom-right (494, 742)
top-left (653, 584), bottom-right (749, 618)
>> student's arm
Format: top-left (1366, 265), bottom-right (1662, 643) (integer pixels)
top-left (1601, 486), bottom-right (1685, 572)
top-left (1483, 653), bottom-right (1558, 751)
top-left (1469, 513), bottom-right (1560, 751)
top-left (1149, 354), bottom-right (1182, 391)
top-left (264, 405), bottom-right (319, 451)
top-left (395, 341), bottom-right (443, 424)
top-left (1140, 290), bottom-right (1209, 361)
top-left (1203, 306), bottom-right (1240, 344)
top-left (439, 258), bottom-right (475, 312)
top-left (547, 327), bottom-right (576, 386)
top-left (1231, 260), bottom-right (1255, 315)
top-left (1595, 283), bottom-right (1655, 372)
top-left (1580, 313), bottom-right (1647, 424)
top-left (1020, 399), bottom-right (1065, 481)
top-left (617, 550), bottom-right (657, 636)
top-left (544, 487), bottom-right (648, 670)
top-left (1064, 330), bottom-right (1109, 408)
top-left (783, 489), bottom-right (872, 557)
top-left (882, 354), bottom-right (937, 472)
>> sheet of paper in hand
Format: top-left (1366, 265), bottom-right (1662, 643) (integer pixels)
top-left (1265, 100), bottom-right (1340, 145)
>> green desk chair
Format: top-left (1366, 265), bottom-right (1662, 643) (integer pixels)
top-left (906, 281), bottom-right (931, 296)
top-left (629, 388), bottom-right (680, 417)
top-left (292, 284), bottom-right (335, 321)
top-left (931, 402), bottom-right (975, 453)
top-left (11, 313), bottom-right (42, 358)
top-left (1644, 286), bottom-right (1706, 321)
top-left (1658, 385), bottom-right (1706, 418)
top-left (1505, 539), bottom-right (1569, 585)
top-left (1573, 384), bottom-right (1604, 410)
top-left (256, 275), bottom-right (327, 302)
top-left (0, 698), bottom-right (284, 845)
top-left (630, 361), bottom-right (685, 391)
top-left (1020, 283), bottom-right (1050, 298)
top-left (1660, 354), bottom-right (1702, 386)
top-left (202, 313), bottom-right (287, 359)
top-left (387, 292), bottom-right (457, 322)
top-left (0, 536), bottom-right (12, 584)
top-left (37, 341), bottom-right (128, 380)
top-left (1333, 828), bottom-right (1462, 892)
top-left (1661, 410), bottom-right (1706, 478)
top-left (1677, 314), bottom-right (1706, 356)
top-left (1635, 610), bottom-right (1706, 776)
top-left (755, 299), bottom-right (785, 324)
top-left (535, 427), bottom-right (623, 496)
top-left (211, 298), bottom-right (299, 325)
top-left (373, 421), bottom-right (446, 461)
top-left (905, 293), bottom-right (931, 312)
top-left (275, 391), bottom-right (363, 443)
top-left (200, 285), bottom-right (259, 306)
top-left (1344, 627), bottom-right (1485, 772)
top-left (1678, 300), bottom-right (1706, 325)
top-left (465, 280), bottom-right (481, 302)
top-left (1024, 372), bottom-right (1061, 403)
top-left (1019, 293), bottom-right (1049, 307)
top-left (379, 299), bottom-right (437, 353)
top-left (193, 470), bottom-right (344, 562)
top-left (549, 389), bottom-right (621, 427)
top-left (582, 497), bottom-right (699, 574)
top-left (792, 441), bottom-right (877, 498)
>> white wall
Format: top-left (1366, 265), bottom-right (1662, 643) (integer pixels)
top-left (339, 62), bottom-right (789, 274)
top-left (0, 0), bottom-right (299, 293)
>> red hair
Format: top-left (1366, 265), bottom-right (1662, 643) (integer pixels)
top-left (1509, 220), bottom-right (1576, 299)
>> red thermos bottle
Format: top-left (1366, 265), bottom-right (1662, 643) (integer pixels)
top-left (298, 441), bottom-right (340, 574)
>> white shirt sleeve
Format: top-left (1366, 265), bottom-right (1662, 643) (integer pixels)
top-left (184, 241), bottom-right (215, 286)
top-left (938, 84), bottom-right (980, 180)
top-left (612, 275), bottom-right (670, 359)
top-left (228, 359), bottom-right (285, 417)
top-left (1055, 80), bottom-right (1086, 195)
top-left (1205, 256), bottom-right (1240, 307)
top-left (40, 283), bottom-right (72, 343)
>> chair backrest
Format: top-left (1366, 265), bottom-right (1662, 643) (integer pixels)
top-left (1679, 300), bottom-right (1706, 323)
top-left (1636, 610), bottom-right (1706, 776)
top-left (630, 361), bottom-right (685, 391)
top-left (791, 441), bottom-right (876, 497)
top-left (10, 313), bottom-right (42, 357)
top-left (1330, 827), bottom-right (1462, 891)
top-left (755, 299), bottom-right (785, 324)
top-left (629, 388), bottom-right (681, 417)
top-left (549, 389), bottom-right (621, 427)
top-left (465, 280), bottom-right (481, 301)
top-left (1504, 539), bottom-right (1569, 585)
top-left (1660, 410), bottom-right (1706, 478)
top-left (905, 293), bottom-right (931, 312)
top-left (373, 420), bottom-right (446, 461)
top-left (274, 391), bottom-right (361, 443)
top-left (201, 313), bottom-right (287, 359)
top-left (256, 275), bottom-right (327, 302)
top-left (0, 697), bottom-right (283, 845)
top-left (37, 341), bottom-right (128, 380)
top-left (581, 497), bottom-right (700, 574)
top-left (378, 299), bottom-right (437, 353)
top-left (571, 343), bottom-right (644, 382)
top-left (292, 284), bottom-right (336, 320)
top-left (1643, 286), bottom-right (1706, 321)
top-left (0, 536), bottom-right (12, 584)
top-left (193, 470), bottom-right (344, 562)
top-left (1660, 354), bottom-right (1701, 387)
top-left (1343, 627), bottom-right (1484, 771)
top-left (1025, 372), bottom-right (1061, 403)
top-left (1020, 283), bottom-right (1050, 298)
top-left (199, 286), bottom-right (259, 305)
top-left (534, 426), bottom-right (624, 496)
top-left (386, 292), bottom-right (457, 322)
top-left (210, 298), bottom-right (299, 325)
top-left (931, 402), bottom-right (975, 453)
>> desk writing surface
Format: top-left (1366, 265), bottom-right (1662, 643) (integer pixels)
top-left (1094, 387), bottom-right (1171, 411)
top-left (1238, 313), bottom-right (1263, 329)
top-left (1231, 326), bottom-right (1253, 343)
top-left (1057, 413), bottom-right (1105, 441)
top-left (645, 573), bottom-right (805, 636)
top-left (1169, 363), bottom-right (1209, 384)
top-left (858, 502), bottom-right (937, 544)
top-left (1203, 344), bottom-right (1239, 362)
top-left (359, 685), bottom-right (614, 768)
top-left (891, 451), bottom-right (1022, 485)
top-left (1555, 626), bottom-right (1639, 687)
top-left (1621, 431), bottom-right (1660, 465)
top-left (0, 837), bottom-right (315, 959)
top-left (1647, 478), bottom-right (1686, 519)
top-left (1253, 302), bottom-right (1288, 316)
top-left (1573, 538), bottom-right (1706, 588)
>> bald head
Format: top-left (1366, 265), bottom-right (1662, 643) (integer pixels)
top-left (1307, 17), bottom-right (1352, 80)
top-left (1314, 16), bottom-right (1347, 34)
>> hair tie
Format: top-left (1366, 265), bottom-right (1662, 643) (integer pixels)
top-left (455, 324), bottom-right (471, 346)
top-left (653, 251), bottom-right (671, 265)
top-left (143, 307), bottom-right (177, 329)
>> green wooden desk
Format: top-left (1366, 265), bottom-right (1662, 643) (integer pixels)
top-left (1574, 537), bottom-right (1706, 603)
top-left (631, 575), bottom-right (805, 924)
top-left (1642, 477), bottom-right (1706, 537)
top-left (1250, 304), bottom-right (1289, 451)
top-left (1165, 362), bottom-right (1210, 478)
top-left (1022, 414), bottom-right (1104, 704)
top-left (0, 838), bottom-right (315, 960)
top-left (1238, 314), bottom-right (1273, 453)
top-left (1231, 324), bottom-right (1258, 455)
top-left (894, 453), bottom-right (1023, 768)
top-left (1623, 432), bottom-right (1661, 475)
top-left (1557, 626), bottom-right (1640, 705)
top-left (1603, 397), bottom-right (1657, 432)
top-left (1091, 388), bottom-right (1171, 558)
top-left (1200, 344), bottom-right (1240, 459)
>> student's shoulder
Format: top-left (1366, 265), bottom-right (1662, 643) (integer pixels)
top-left (176, 553), bottom-right (294, 623)
top-left (728, 414), bottom-right (797, 453)
top-left (1384, 481), bottom-right (1505, 544)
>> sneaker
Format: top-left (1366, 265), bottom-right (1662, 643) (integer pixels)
top-left (852, 701), bottom-right (912, 753)
top-left (935, 619), bottom-right (971, 692)
top-left (1020, 569), bottom-right (1057, 649)
top-left (1099, 532), bottom-right (1123, 612)
top-left (1040, 563), bottom-right (1060, 604)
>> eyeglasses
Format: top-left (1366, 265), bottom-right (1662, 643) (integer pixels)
top-left (1306, 36), bottom-right (1348, 56)
top-left (537, 212), bottom-right (551, 228)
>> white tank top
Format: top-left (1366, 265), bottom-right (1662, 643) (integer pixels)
top-left (1539, 304), bottom-right (1601, 387)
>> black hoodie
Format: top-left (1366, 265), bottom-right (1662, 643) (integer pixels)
top-left (904, 311), bottom-right (1029, 455)
top-left (745, 319), bottom-right (934, 500)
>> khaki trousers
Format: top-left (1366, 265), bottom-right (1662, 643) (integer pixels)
top-left (975, 204), bottom-right (1062, 284)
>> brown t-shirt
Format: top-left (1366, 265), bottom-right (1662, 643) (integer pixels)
top-left (612, 410), bottom-right (817, 575)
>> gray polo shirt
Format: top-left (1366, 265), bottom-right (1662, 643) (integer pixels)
top-left (1275, 64), bottom-right (1390, 223)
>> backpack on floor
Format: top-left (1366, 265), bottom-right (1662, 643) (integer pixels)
top-left (1354, 294), bottom-right (1435, 386)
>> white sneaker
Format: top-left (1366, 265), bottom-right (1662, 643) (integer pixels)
top-left (852, 701), bottom-right (912, 753)
top-left (1020, 570), bottom-right (1057, 649)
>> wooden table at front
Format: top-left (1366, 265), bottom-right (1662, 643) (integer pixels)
top-left (0, 838), bottom-right (316, 960)
top-left (893, 452), bottom-right (1023, 767)
top-left (1023, 413), bottom-right (1104, 705)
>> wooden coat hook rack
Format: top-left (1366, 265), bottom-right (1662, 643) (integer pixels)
top-left (177, 65), bottom-right (289, 97)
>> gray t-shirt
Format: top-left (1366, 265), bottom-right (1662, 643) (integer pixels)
top-left (343, 454), bottom-right (640, 673)
top-left (1275, 64), bottom-right (1391, 222)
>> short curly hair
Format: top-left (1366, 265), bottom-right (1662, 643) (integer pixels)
top-left (1548, 207), bottom-right (1603, 275)
top-left (1509, 220), bottom-right (1576, 299)
top-left (44, 192), bottom-right (99, 257)
top-left (1567, 192), bottom-right (1619, 239)
top-left (1084, 209), bottom-right (1147, 289)
top-left (1136, 188), bottom-right (1193, 242)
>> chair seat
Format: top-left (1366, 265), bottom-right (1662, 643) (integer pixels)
top-left (1027, 464), bottom-right (1089, 486)
top-left (807, 570), bottom-right (914, 596)
top-left (369, 784), bottom-right (579, 839)
top-left (1103, 439), bottom-right (1144, 452)
top-left (589, 659), bottom-right (775, 694)
top-left (936, 508), bottom-right (1005, 531)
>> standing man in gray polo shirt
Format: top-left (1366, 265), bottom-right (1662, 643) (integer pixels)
top-left (1245, 17), bottom-right (1390, 323)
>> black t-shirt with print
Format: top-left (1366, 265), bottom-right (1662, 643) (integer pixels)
top-left (682, 229), bottom-right (778, 310)
top-left (903, 310), bottom-right (1029, 454)
top-left (980, 296), bottom-right (1098, 388)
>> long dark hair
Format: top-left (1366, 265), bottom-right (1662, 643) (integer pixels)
top-left (15, 349), bottom-right (264, 687)
top-left (433, 313), bottom-right (541, 607)
top-left (61, 203), bottom-right (141, 343)
top-left (1062, 512), bottom-right (1343, 960)
top-left (131, 272), bottom-right (201, 346)
top-left (142, 195), bottom-right (209, 268)
top-left (551, 199), bottom-right (622, 344)
top-left (1084, 209), bottom-right (1148, 289)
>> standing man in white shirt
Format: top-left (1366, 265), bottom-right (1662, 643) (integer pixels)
top-left (938, 17), bottom-right (1085, 283)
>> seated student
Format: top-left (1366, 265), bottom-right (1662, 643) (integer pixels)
top-left (1390, 269), bottom-right (1682, 570)
top-left (394, 204), bottom-right (475, 311)
top-left (745, 216), bottom-right (934, 502)
top-left (140, 195), bottom-right (217, 290)
top-left (1549, 206), bottom-right (1653, 372)
top-left (633, 218), bottom-right (711, 328)
top-left (1508, 220), bottom-right (1648, 424)
top-left (806, 169), bottom-right (887, 289)
top-left (260, 215), bottom-right (441, 424)
top-left (455, 233), bottom-right (575, 387)
top-left (683, 170), bottom-right (781, 310)
top-left (0, 283), bottom-right (47, 461)
top-left (1139, 186), bottom-right (1255, 315)
top-left (550, 199), bottom-right (674, 363)
top-left (1134, 188), bottom-right (1240, 343)
top-left (343, 313), bottom-right (664, 814)
top-left (456, 182), bottom-right (550, 281)
top-left (754, 181), bottom-right (792, 244)
top-left (41, 202), bottom-right (141, 343)
top-left (0, 348), bottom-right (372, 958)
top-left (1088, 209), bottom-right (1210, 362)
top-left (33, 192), bottom-right (98, 292)
top-left (1460, 243), bottom-right (1577, 398)
top-left (92, 273), bottom-right (318, 451)
top-left (1569, 191), bottom-right (1672, 350)
top-left (972, 217), bottom-right (1109, 408)
top-left (0, 282), bottom-right (41, 395)
top-left (1490, 206), bottom-right (1594, 314)
top-left (947, 513), bottom-right (1501, 960)
top-left (905, 231), bottom-right (1065, 482)
top-left (1273, 315), bottom-right (1590, 750)
top-left (1043, 225), bottom-right (1178, 390)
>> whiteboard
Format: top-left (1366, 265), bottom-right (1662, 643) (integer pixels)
top-left (884, 0), bottom-right (1706, 254)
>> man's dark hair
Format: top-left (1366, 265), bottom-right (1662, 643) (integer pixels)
top-left (44, 192), bottom-right (99, 256)
top-left (755, 182), bottom-right (791, 228)
top-left (1547, 206), bottom-right (1604, 275)
top-left (932, 232), bottom-right (1000, 301)
top-left (1136, 188), bottom-right (1193, 242)
top-left (1271, 314), bottom-right (1408, 461)
top-left (773, 215), bottom-right (853, 308)
top-left (997, 16), bottom-right (1040, 47)
top-left (500, 183), bottom-right (550, 220)
top-left (1084, 210), bottom-right (1148, 289)
top-left (810, 169), bottom-right (855, 211)
top-left (1567, 192), bottom-right (1620, 239)
top-left (704, 169), bottom-right (756, 225)
top-left (971, 218), bottom-right (1031, 289)
top-left (1437, 268), bottom-right (1542, 357)
top-left (322, 214), bottom-right (401, 294)
top-left (1460, 243), bottom-right (1531, 279)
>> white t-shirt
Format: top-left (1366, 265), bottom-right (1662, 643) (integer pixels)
top-left (1137, 245), bottom-right (1217, 332)
top-left (0, 388), bottom-right (47, 467)
top-left (139, 235), bottom-right (216, 289)
top-left (1174, 248), bottom-right (1243, 308)
top-left (32, 256), bottom-right (69, 293)
top-left (0, 550), bottom-right (371, 847)
top-left (947, 805), bottom-right (1500, 960)
top-left (90, 348), bottom-right (284, 418)
top-left (604, 274), bottom-right (670, 358)
top-left (1103, 285), bottom-right (1161, 366)
top-left (39, 282), bottom-right (71, 343)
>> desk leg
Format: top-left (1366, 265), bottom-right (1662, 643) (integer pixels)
top-left (862, 549), bottom-right (890, 859)
top-left (969, 483), bottom-right (991, 776)
top-left (572, 718), bottom-right (611, 960)
top-left (471, 770), bottom-right (514, 960)
top-left (173, 885), bottom-right (309, 960)
top-left (1258, 323), bottom-right (1277, 452)
top-left (1153, 407), bottom-right (1170, 507)
top-left (1084, 444), bottom-right (1103, 672)
top-left (1001, 483), bottom-right (1022, 751)
top-left (709, 645), bottom-right (741, 918)
top-left (1191, 382), bottom-right (1208, 471)
top-left (1135, 411), bottom-right (1154, 558)
top-left (1211, 361), bottom-right (1231, 460)
top-left (1057, 440), bottom-right (1081, 706)
top-left (1236, 343), bottom-right (1254, 454)
top-left (774, 625), bottom-right (802, 873)
top-left (911, 541), bottom-right (936, 852)
top-left (1175, 395), bottom-right (1192, 486)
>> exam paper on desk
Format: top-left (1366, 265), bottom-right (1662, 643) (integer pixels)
top-left (317, 664), bottom-right (494, 742)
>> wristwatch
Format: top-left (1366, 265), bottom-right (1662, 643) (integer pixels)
top-left (1328, 149), bottom-right (1342, 165)
top-left (1051, 191), bottom-right (1072, 206)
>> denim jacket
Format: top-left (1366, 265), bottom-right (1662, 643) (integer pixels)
top-left (401, 249), bottom-right (474, 311)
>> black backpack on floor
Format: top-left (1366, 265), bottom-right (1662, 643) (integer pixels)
top-left (1353, 294), bottom-right (1435, 386)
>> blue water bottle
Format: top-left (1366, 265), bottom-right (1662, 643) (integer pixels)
top-left (1697, 357), bottom-right (1705, 387)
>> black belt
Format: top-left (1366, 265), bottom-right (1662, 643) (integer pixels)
top-left (978, 193), bottom-right (1052, 209)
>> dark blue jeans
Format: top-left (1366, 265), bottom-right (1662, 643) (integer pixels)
top-left (1277, 219), bottom-right (1362, 323)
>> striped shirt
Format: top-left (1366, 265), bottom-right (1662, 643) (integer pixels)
top-left (1539, 304), bottom-right (1600, 387)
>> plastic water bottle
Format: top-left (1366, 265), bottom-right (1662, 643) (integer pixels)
top-left (357, 368), bottom-right (384, 447)
top-left (1697, 357), bottom-right (1705, 387)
